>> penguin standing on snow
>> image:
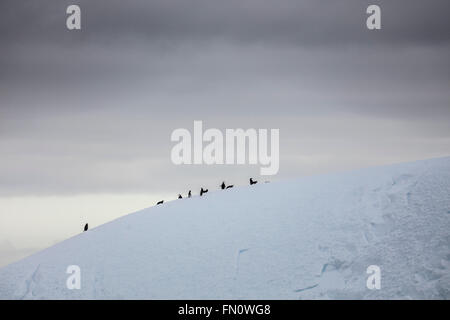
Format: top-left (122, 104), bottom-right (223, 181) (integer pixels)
top-left (200, 188), bottom-right (208, 196)
top-left (178, 194), bottom-right (182, 199)
top-left (84, 223), bottom-right (88, 232)
top-left (221, 181), bottom-right (226, 190)
top-left (188, 190), bottom-right (192, 198)
top-left (250, 178), bottom-right (257, 185)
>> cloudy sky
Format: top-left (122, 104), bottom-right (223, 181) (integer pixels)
top-left (0, 0), bottom-right (449, 266)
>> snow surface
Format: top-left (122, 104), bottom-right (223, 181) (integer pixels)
top-left (0, 157), bottom-right (449, 299)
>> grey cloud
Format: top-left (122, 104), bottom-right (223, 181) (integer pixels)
top-left (2, 42), bottom-right (449, 118)
top-left (0, 1), bottom-right (449, 196)
top-left (1, 0), bottom-right (450, 47)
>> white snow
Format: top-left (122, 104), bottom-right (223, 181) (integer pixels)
top-left (0, 157), bottom-right (449, 299)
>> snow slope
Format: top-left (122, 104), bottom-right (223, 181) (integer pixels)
top-left (0, 157), bottom-right (449, 299)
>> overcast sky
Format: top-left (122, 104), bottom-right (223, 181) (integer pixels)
top-left (1, 0), bottom-right (449, 266)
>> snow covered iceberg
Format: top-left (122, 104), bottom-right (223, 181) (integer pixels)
top-left (0, 157), bottom-right (449, 299)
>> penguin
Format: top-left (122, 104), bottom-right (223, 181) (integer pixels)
top-left (156, 200), bottom-right (164, 205)
top-left (250, 178), bottom-right (257, 185)
top-left (226, 185), bottom-right (234, 189)
top-left (178, 194), bottom-right (182, 199)
top-left (200, 188), bottom-right (208, 196)
top-left (221, 181), bottom-right (226, 190)
top-left (83, 223), bottom-right (88, 232)
top-left (188, 190), bottom-right (192, 198)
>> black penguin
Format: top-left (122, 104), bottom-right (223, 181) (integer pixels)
top-left (156, 200), bottom-right (164, 205)
top-left (200, 188), bottom-right (208, 196)
top-left (221, 181), bottom-right (226, 190)
top-left (84, 223), bottom-right (88, 232)
top-left (250, 178), bottom-right (257, 185)
top-left (178, 194), bottom-right (182, 199)
top-left (188, 190), bottom-right (192, 198)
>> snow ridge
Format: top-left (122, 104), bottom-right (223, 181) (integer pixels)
top-left (0, 157), bottom-right (449, 299)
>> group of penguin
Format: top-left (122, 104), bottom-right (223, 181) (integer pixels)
top-left (156, 177), bottom-right (259, 205)
top-left (83, 178), bottom-right (261, 232)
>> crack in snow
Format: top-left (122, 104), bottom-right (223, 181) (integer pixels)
top-left (234, 248), bottom-right (249, 278)
top-left (21, 264), bottom-right (41, 300)
top-left (294, 284), bottom-right (319, 293)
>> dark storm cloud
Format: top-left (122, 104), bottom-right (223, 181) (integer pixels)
top-left (1, 0), bottom-right (450, 46)
top-left (0, 1), bottom-right (449, 196)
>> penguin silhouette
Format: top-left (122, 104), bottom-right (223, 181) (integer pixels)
top-left (84, 223), bottom-right (88, 232)
top-left (221, 181), bottom-right (226, 190)
top-left (250, 178), bottom-right (257, 185)
top-left (156, 200), bottom-right (164, 205)
top-left (178, 194), bottom-right (182, 199)
top-left (200, 188), bottom-right (208, 196)
top-left (188, 190), bottom-right (192, 198)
